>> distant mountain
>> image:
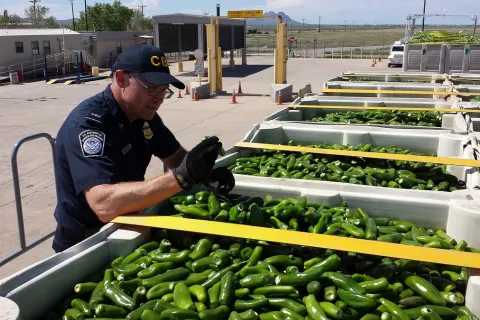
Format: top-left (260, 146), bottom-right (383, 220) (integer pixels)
top-left (245, 11), bottom-right (304, 27)
top-left (55, 18), bottom-right (80, 26)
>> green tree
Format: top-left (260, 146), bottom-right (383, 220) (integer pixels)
top-left (130, 9), bottom-right (153, 32)
top-left (24, 4), bottom-right (49, 27)
top-left (77, 0), bottom-right (134, 31)
top-left (44, 16), bottom-right (59, 28)
top-left (0, 13), bottom-right (22, 28)
top-left (23, 4), bottom-right (58, 28)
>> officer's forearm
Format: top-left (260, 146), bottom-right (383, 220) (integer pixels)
top-left (84, 171), bottom-right (183, 223)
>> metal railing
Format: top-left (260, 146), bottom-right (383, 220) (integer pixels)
top-left (0, 133), bottom-right (57, 267)
top-left (0, 50), bottom-right (97, 82)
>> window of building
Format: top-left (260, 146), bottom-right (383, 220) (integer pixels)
top-left (43, 40), bottom-right (51, 54)
top-left (116, 41), bottom-right (122, 54)
top-left (31, 41), bottom-right (39, 55)
top-left (15, 42), bottom-right (24, 53)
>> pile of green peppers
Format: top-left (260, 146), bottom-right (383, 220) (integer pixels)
top-left (470, 96), bottom-right (480, 102)
top-left (227, 141), bottom-right (466, 192)
top-left (168, 192), bottom-right (478, 253)
top-left (45, 230), bottom-right (477, 320)
top-left (307, 110), bottom-right (443, 127)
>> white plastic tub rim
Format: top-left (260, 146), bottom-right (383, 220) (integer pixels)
top-left (3, 179), bottom-right (480, 317)
top-left (327, 75), bottom-right (450, 84)
top-left (262, 106), bottom-right (471, 134)
top-left (297, 95), bottom-right (452, 107)
top-left (325, 81), bottom-right (455, 92)
top-left (0, 223), bottom-right (120, 297)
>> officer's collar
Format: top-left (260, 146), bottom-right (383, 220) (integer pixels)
top-left (103, 84), bottom-right (130, 125)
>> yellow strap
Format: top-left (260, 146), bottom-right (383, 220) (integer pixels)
top-left (234, 142), bottom-right (480, 168)
top-left (322, 88), bottom-right (477, 96)
top-left (287, 105), bottom-right (480, 114)
top-left (112, 215), bottom-right (480, 268)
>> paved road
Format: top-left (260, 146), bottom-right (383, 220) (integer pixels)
top-left (0, 57), bottom-right (390, 279)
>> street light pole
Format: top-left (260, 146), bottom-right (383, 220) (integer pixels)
top-left (70, 0), bottom-right (76, 30)
top-left (84, 0), bottom-right (88, 31)
top-left (318, 16), bottom-right (321, 32)
top-left (422, 0), bottom-right (426, 31)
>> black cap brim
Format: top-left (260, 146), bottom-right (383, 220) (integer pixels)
top-left (139, 72), bottom-right (185, 90)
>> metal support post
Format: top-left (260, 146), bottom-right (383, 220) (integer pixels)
top-left (109, 52), bottom-right (113, 78)
top-left (43, 54), bottom-right (49, 82)
top-left (274, 17), bottom-right (287, 84)
top-left (75, 54), bottom-right (80, 84)
top-left (80, 51), bottom-right (85, 74)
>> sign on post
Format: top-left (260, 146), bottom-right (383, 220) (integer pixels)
top-left (227, 10), bottom-right (263, 19)
top-left (194, 63), bottom-right (205, 76)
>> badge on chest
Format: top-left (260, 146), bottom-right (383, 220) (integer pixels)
top-left (143, 122), bottom-right (153, 140)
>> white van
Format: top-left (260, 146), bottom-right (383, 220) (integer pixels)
top-left (388, 41), bottom-right (405, 68)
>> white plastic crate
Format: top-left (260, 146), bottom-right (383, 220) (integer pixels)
top-left (1, 180), bottom-right (480, 318)
top-left (215, 122), bottom-right (480, 189)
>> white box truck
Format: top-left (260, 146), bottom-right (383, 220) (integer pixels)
top-left (388, 40), bottom-right (405, 68)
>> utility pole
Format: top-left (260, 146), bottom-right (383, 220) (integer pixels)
top-left (302, 18), bottom-right (305, 33)
top-left (70, 0), bottom-right (76, 30)
top-left (318, 16), bottom-right (321, 32)
top-left (138, 3), bottom-right (146, 17)
top-left (344, 20), bottom-right (347, 31)
top-left (29, 0), bottom-right (40, 28)
top-left (422, 0), bottom-right (426, 31)
top-left (84, 0), bottom-right (88, 31)
top-left (352, 21), bottom-right (355, 30)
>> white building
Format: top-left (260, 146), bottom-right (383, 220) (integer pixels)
top-left (79, 31), bottom-right (153, 68)
top-left (0, 28), bottom-right (83, 68)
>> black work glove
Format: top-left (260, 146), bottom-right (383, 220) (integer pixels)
top-left (173, 136), bottom-right (222, 190)
top-left (203, 167), bottom-right (235, 195)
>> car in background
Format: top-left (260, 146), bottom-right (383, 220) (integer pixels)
top-left (388, 41), bottom-right (405, 68)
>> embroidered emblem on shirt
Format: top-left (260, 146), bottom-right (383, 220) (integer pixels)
top-left (143, 122), bottom-right (153, 140)
top-left (79, 130), bottom-right (105, 157)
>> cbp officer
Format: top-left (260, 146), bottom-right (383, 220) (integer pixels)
top-left (52, 43), bottom-right (234, 253)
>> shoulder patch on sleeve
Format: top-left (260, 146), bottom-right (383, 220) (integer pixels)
top-left (79, 130), bottom-right (106, 157)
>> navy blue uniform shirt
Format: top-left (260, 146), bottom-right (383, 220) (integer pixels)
top-left (53, 84), bottom-right (180, 229)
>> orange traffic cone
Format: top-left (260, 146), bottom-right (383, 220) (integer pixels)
top-left (178, 90), bottom-right (183, 98)
top-left (277, 95), bottom-right (283, 105)
top-left (238, 81), bottom-right (243, 94)
top-left (193, 89), bottom-right (199, 101)
top-left (231, 90), bottom-right (237, 104)
top-left (379, 57), bottom-right (382, 62)
top-left (185, 85), bottom-right (190, 95)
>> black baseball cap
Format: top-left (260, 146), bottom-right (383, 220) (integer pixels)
top-left (113, 43), bottom-right (185, 90)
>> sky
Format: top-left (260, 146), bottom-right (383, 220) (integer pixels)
top-left (3, 0), bottom-right (480, 25)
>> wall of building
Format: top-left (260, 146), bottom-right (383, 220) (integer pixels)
top-left (0, 34), bottom-right (83, 67)
top-left (94, 37), bottom-right (153, 68)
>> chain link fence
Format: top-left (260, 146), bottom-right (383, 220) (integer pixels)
top-left (246, 36), bottom-right (391, 59)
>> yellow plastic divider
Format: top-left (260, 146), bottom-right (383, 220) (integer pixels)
top-left (287, 104), bottom-right (480, 114)
top-left (112, 215), bottom-right (480, 268)
top-left (46, 79), bottom-right (57, 85)
top-left (64, 80), bottom-right (74, 85)
top-left (322, 88), bottom-right (477, 96)
top-left (234, 141), bottom-right (480, 168)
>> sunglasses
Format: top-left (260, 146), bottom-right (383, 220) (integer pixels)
top-left (128, 73), bottom-right (174, 99)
